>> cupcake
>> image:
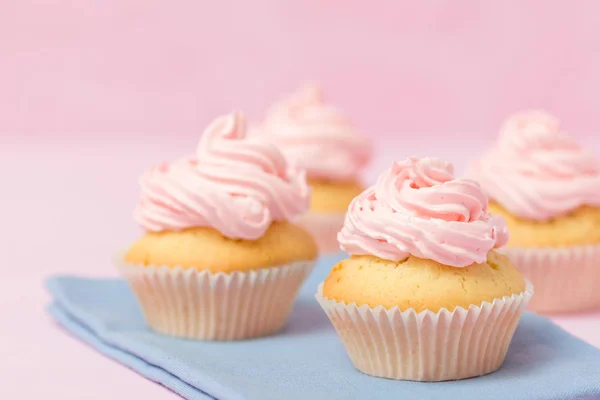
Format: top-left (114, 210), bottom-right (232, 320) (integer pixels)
top-left (470, 110), bottom-right (600, 313)
top-left (316, 157), bottom-right (533, 381)
top-left (120, 112), bottom-right (318, 340)
top-left (257, 84), bottom-right (373, 253)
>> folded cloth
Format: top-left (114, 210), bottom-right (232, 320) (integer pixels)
top-left (46, 253), bottom-right (600, 400)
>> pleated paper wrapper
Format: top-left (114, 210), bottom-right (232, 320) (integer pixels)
top-left (500, 245), bottom-right (600, 313)
top-left (117, 258), bottom-right (315, 340)
top-left (315, 282), bottom-right (533, 381)
top-left (296, 212), bottom-right (345, 254)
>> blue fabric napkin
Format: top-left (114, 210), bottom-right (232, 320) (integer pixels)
top-left (46, 253), bottom-right (600, 400)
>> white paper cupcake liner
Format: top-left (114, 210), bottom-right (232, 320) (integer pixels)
top-left (500, 245), bottom-right (600, 314)
top-left (315, 282), bottom-right (533, 381)
top-left (296, 212), bottom-right (345, 254)
top-left (117, 258), bottom-right (315, 340)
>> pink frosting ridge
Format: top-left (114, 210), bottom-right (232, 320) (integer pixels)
top-left (135, 112), bottom-right (310, 239)
top-left (338, 157), bottom-right (509, 267)
top-left (471, 110), bottom-right (600, 221)
top-left (259, 84), bottom-right (372, 182)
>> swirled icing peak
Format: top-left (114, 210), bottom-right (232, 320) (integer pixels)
top-left (259, 84), bottom-right (372, 182)
top-left (135, 112), bottom-right (310, 239)
top-left (471, 110), bottom-right (600, 221)
top-left (338, 157), bottom-right (509, 267)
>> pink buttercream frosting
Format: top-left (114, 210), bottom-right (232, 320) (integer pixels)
top-left (135, 112), bottom-right (310, 239)
top-left (259, 84), bottom-right (372, 182)
top-left (338, 157), bottom-right (509, 267)
top-left (471, 110), bottom-right (600, 221)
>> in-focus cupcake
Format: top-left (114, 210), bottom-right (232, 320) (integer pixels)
top-left (257, 84), bottom-right (373, 253)
top-left (120, 112), bottom-right (318, 340)
top-left (316, 157), bottom-right (533, 381)
top-left (470, 111), bottom-right (600, 313)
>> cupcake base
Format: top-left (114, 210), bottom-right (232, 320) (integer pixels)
top-left (315, 282), bottom-right (533, 381)
top-left (500, 245), bottom-right (600, 314)
top-left (296, 212), bottom-right (345, 254)
top-left (117, 258), bottom-right (315, 340)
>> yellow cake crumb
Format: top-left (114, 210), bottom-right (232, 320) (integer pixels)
top-left (308, 178), bottom-right (364, 213)
top-left (125, 221), bottom-right (318, 273)
top-left (488, 202), bottom-right (600, 247)
top-left (322, 251), bottom-right (525, 312)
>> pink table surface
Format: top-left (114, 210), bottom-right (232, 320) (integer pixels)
top-left (3, 136), bottom-right (600, 399)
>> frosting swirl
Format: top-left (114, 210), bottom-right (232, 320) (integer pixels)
top-left (471, 110), bottom-right (600, 221)
top-left (259, 84), bottom-right (372, 182)
top-left (135, 112), bottom-right (310, 239)
top-left (338, 157), bottom-right (509, 267)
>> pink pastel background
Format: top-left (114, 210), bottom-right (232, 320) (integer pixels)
top-left (2, 2), bottom-right (600, 399)
top-left (2, 1), bottom-right (600, 140)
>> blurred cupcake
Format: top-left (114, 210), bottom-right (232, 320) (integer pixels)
top-left (316, 157), bottom-right (532, 381)
top-left (120, 112), bottom-right (318, 340)
top-left (257, 84), bottom-right (372, 253)
top-left (470, 110), bottom-right (600, 313)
